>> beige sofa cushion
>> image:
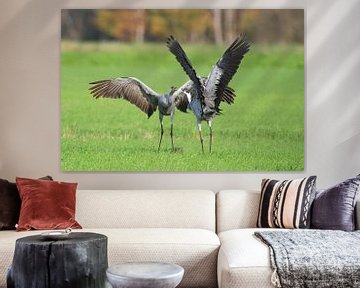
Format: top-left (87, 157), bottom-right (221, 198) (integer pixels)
top-left (76, 190), bottom-right (216, 231)
top-left (216, 190), bottom-right (260, 233)
top-left (104, 228), bottom-right (220, 288)
top-left (217, 228), bottom-right (276, 288)
top-left (0, 228), bottom-right (219, 288)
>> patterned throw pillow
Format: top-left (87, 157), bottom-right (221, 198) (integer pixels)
top-left (257, 176), bottom-right (317, 229)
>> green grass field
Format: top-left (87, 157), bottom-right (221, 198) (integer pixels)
top-left (61, 41), bottom-right (304, 171)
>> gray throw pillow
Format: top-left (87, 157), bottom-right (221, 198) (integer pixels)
top-left (311, 174), bottom-right (360, 231)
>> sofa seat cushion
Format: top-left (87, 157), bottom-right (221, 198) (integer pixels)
top-left (218, 228), bottom-right (282, 288)
top-left (0, 228), bottom-right (219, 288)
top-left (102, 228), bottom-right (220, 288)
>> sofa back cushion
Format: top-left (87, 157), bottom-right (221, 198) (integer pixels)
top-left (216, 190), bottom-right (260, 233)
top-left (76, 190), bottom-right (216, 231)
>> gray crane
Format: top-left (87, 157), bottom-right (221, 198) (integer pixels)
top-left (166, 35), bottom-right (250, 153)
top-left (89, 77), bottom-right (178, 152)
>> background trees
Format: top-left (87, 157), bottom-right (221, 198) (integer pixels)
top-left (61, 9), bottom-right (303, 44)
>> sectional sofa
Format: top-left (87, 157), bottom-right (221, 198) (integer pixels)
top-left (0, 189), bottom-right (359, 288)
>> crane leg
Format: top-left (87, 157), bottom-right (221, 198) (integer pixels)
top-left (158, 115), bottom-right (164, 152)
top-left (170, 112), bottom-right (175, 151)
top-left (198, 123), bottom-right (204, 153)
top-left (208, 121), bottom-right (213, 153)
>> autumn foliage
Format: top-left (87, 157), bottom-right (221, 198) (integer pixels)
top-left (61, 9), bottom-right (304, 44)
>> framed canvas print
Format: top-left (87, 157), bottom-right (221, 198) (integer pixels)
top-left (61, 9), bottom-right (304, 171)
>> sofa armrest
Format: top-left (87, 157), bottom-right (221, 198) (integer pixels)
top-left (356, 200), bottom-right (360, 230)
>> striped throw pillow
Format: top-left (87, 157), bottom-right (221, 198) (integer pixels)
top-left (257, 176), bottom-right (317, 229)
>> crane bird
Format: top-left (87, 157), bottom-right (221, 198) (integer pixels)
top-left (89, 77), bottom-right (178, 152)
top-left (166, 35), bottom-right (250, 153)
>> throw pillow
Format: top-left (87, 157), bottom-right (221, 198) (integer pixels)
top-left (16, 177), bottom-right (82, 231)
top-left (0, 176), bottom-right (53, 230)
top-left (257, 176), bottom-right (317, 229)
top-left (0, 179), bottom-right (20, 230)
top-left (311, 174), bottom-right (360, 231)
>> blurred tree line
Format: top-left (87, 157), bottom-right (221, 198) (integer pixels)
top-left (61, 9), bottom-right (303, 44)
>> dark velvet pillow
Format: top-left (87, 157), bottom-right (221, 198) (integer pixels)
top-left (16, 177), bottom-right (82, 231)
top-left (0, 176), bottom-right (53, 230)
top-left (0, 179), bottom-right (20, 230)
top-left (311, 174), bottom-right (360, 231)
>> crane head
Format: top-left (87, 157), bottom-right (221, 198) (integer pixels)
top-left (170, 86), bottom-right (177, 94)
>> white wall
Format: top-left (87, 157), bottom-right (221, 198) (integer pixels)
top-left (0, 0), bottom-right (359, 190)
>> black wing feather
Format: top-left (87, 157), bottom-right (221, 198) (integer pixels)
top-left (166, 35), bottom-right (204, 103)
top-left (207, 34), bottom-right (250, 108)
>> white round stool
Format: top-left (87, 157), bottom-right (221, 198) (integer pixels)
top-left (106, 262), bottom-right (184, 288)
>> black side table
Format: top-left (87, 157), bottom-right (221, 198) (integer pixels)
top-left (7, 232), bottom-right (108, 288)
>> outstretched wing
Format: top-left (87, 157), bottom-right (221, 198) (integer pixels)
top-left (89, 77), bottom-right (159, 118)
top-left (200, 76), bottom-right (236, 105)
top-left (171, 80), bottom-right (193, 113)
top-left (205, 34), bottom-right (250, 109)
top-left (221, 86), bottom-right (236, 105)
top-left (172, 79), bottom-right (237, 113)
top-left (166, 35), bottom-right (204, 103)
top-left (170, 77), bottom-right (236, 113)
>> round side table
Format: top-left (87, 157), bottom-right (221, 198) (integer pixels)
top-left (7, 232), bottom-right (108, 288)
top-left (106, 262), bottom-right (184, 288)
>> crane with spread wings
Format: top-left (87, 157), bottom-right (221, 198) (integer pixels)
top-left (166, 34), bottom-right (250, 153)
top-left (89, 77), bottom-right (179, 151)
